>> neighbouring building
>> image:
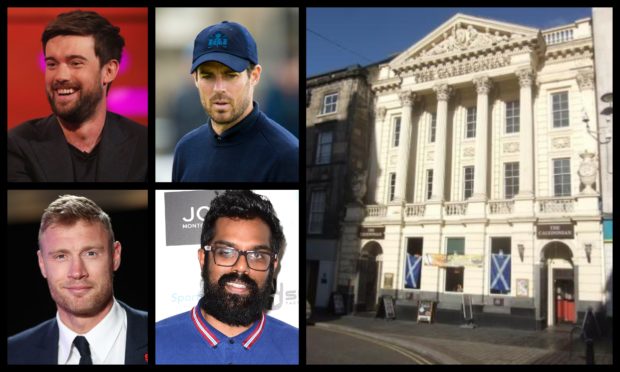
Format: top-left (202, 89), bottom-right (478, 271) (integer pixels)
top-left (306, 64), bottom-right (378, 311)
top-left (332, 13), bottom-right (606, 330)
top-left (592, 7), bottom-right (613, 327)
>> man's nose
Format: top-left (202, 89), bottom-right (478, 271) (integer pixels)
top-left (232, 252), bottom-right (250, 274)
top-left (213, 75), bottom-right (226, 92)
top-left (51, 63), bottom-right (71, 83)
top-left (68, 257), bottom-right (88, 279)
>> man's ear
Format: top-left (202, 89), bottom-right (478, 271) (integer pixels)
top-left (102, 59), bottom-right (120, 86)
top-left (112, 241), bottom-right (122, 271)
top-left (250, 64), bottom-right (262, 86)
top-left (193, 71), bottom-right (200, 87)
top-left (198, 247), bottom-right (206, 271)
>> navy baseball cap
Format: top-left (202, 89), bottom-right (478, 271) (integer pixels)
top-left (190, 21), bottom-right (258, 74)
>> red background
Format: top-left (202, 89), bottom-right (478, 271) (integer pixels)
top-left (7, 7), bottom-right (148, 128)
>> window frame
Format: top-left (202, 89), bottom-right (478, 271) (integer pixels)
top-left (388, 172), bottom-right (396, 202)
top-left (308, 190), bottom-right (327, 234)
top-left (320, 93), bottom-right (338, 115)
top-left (466, 107), bottom-right (476, 138)
top-left (463, 166), bottom-right (474, 200)
top-left (315, 131), bottom-right (333, 165)
top-left (429, 112), bottom-right (437, 143)
top-left (504, 162), bottom-right (519, 199)
top-left (392, 116), bottom-right (401, 147)
top-left (426, 169), bottom-right (433, 200)
top-left (505, 100), bottom-right (520, 134)
top-left (551, 91), bottom-right (569, 128)
top-left (489, 237), bottom-right (512, 295)
top-left (553, 158), bottom-right (571, 196)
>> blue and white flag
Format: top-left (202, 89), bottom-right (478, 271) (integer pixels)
top-left (490, 253), bottom-right (511, 292)
top-left (404, 253), bottom-right (422, 289)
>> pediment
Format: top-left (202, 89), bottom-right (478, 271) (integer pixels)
top-left (390, 13), bottom-right (540, 70)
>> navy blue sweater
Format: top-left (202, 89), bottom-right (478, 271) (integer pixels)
top-left (172, 103), bottom-right (298, 182)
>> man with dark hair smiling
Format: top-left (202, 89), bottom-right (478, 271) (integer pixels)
top-left (156, 190), bottom-right (298, 364)
top-left (7, 10), bottom-right (147, 182)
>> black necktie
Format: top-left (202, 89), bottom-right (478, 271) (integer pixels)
top-left (73, 336), bottom-right (93, 365)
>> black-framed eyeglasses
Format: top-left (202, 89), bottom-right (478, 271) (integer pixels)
top-left (204, 245), bottom-right (277, 271)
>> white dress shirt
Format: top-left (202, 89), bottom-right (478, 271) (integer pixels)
top-left (57, 298), bottom-right (128, 364)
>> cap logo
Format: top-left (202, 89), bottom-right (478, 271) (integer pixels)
top-left (208, 32), bottom-right (228, 49)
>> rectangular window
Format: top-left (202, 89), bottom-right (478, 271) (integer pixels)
top-left (389, 173), bottom-right (396, 202)
top-left (404, 238), bottom-right (423, 289)
top-left (321, 93), bottom-right (338, 114)
top-left (392, 117), bottom-right (401, 147)
top-left (315, 131), bottom-right (333, 165)
top-left (490, 237), bottom-right (511, 294)
top-left (466, 107), bottom-right (476, 138)
top-left (463, 166), bottom-right (474, 199)
top-left (552, 92), bottom-right (569, 128)
top-left (426, 169), bottom-right (433, 200)
top-left (429, 113), bottom-right (436, 143)
top-left (504, 162), bottom-right (519, 199)
top-left (506, 100), bottom-right (520, 133)
top-left (553, 158), bottom-right (571, 196)
top-left (308, 191), bottom-right (326, 234)
top-left (445, 238), bottom-right (465, 292)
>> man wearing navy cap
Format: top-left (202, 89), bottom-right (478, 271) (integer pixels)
top-left (171, 21), bottom-right (299, 182)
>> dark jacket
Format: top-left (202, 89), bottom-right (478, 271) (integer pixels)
top-left (7, 301), bottom-right (148, 365)
top-left (7, 112), bottom-right (148, 182)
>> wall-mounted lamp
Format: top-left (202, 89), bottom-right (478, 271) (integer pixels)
top-left (517, 244), bottom-right (525, 262)
top-left (583, 109), bottom-right (612, 145)
top-left (584, 243), bottom-right (592, 263)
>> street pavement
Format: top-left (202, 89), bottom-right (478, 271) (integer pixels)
top-left (307, 312), bottom-right (613, 365)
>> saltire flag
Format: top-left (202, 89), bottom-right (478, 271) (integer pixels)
top-left (490, 253), bottom-right (511, 292)
top-left (405, 253), bottom-right (422, 289)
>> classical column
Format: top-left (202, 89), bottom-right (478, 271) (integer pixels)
top-left (471, 76), bottom-right (492, 200)
top-left (431, 83), bottom-right (451, 201)
top-left (394, 90), bottom-right (415, 203)
top-left (516, 67), bottom-right (534, 198)
top-left (368, 106), bottom-right (387, 201)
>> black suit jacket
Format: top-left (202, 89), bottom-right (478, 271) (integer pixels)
top-left (7, 301), bottom-right (148, 365)
top-left (7, 112), bottom-right (148, 182)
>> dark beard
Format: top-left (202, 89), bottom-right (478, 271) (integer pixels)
top-left (201, 266), bottom-right (273, 327)
top-left (47, 84), bottom-right (103, 129)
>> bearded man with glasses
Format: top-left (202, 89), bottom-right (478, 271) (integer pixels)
top-left (155, 190), bottom-right (298, 364)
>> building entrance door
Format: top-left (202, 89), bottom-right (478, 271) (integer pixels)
top-left (554, 269), bottom-right (576, 323)
top-left (357, 241), bottom-right (383, 312)
top-left (541, 241), bottom-right (574, 327)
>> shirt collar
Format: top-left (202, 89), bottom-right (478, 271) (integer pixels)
top-left (57, 298), bottom-right (126, 364)
top-left (208, 101), bottom-right (260, 142)
top-left (191, 299), bottom-right (266, 350)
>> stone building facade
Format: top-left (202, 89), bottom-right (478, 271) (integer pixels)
top-left (335, 13), bottom-right (605, 329)
top-left (306, 64), bottom-right (378, 310)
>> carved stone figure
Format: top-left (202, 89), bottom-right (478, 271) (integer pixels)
top-left (351, 170), bottom-right (368, 204)
top-left (578, 150), bottom-right (598, 193)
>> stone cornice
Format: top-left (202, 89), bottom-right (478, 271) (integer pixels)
top-left (372, 76), bottom-right (402, 93)
top-left (393, 34), bottom-right (541, 76)
top-left (307, 67), bottom-right (368, 89)
top-left (544, 37), bottom-right (593, 62)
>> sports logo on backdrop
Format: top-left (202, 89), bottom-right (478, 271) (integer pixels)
top-left (164, 190), bottom-right (223, 246)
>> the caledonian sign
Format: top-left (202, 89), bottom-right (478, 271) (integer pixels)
top-left (537, 224), bottom-right (574, 239)
top-left (359, 226), bottom-right (385, 239)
